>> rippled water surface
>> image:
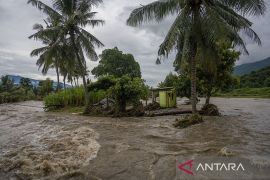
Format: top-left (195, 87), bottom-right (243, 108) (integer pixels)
top-left (0, 98), bottom-right (269, 179)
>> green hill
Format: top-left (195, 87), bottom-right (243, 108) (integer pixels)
top-left (240, 66), bottom-right (270, 88)
top-left (234, 57), bottom-right (270, 75)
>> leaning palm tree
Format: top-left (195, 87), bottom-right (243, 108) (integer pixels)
top-left (127, 0), bottom-right (265, 114)
top-left (28, 0), bottom-right (104, 112)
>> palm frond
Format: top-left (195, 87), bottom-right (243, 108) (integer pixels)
top-left (127, 0), bottom-right (180, 26)
top-left (30, 46), bottom-right (48, 57)
top-left (79, 28), bottom-right (104, 47)
top-left (27, 0), bottom-right (61, 19)
top-left (158, 6), bottom-right (190, 57)
top-left (221, 0), bottom-right (266, 15)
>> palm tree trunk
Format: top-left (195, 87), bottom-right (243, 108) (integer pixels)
top-left (71, 80), bottom-right (73, 87)
top-left (74, 77), bottom-right (77, 86)
top-left (63, 75), bottom-right (66, 89)
top-left (56, 65), bottom-right (60, 91)
top-left (205, 87), bottom-right (212, 105)
top-left (190, 51), bottom-right (197, 114)
top-left (70, 34), bottom-right (90, 113)
top-left (205, 96), bottom-right (210, 105)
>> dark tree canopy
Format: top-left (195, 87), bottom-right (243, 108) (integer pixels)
top-left (88, 76), bottom-right (116, 91)
top-left (240, 66), bottom-right (270, 88)
top-left (92, 47), bottom-right (141, 78)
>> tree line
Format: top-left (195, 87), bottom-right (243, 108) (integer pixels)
top-left (239, 66), bottom-right (270, 88)
top-left (0, 76), bottom-right (55, 104)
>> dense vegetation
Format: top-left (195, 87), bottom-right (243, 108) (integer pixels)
top-left (43, 47), bottom-right (150, 115)
top-left (215, 87), bottom-right (270, 98)
top-left (159, 72), bottom-right (192, 98)
top-left (160, 64), bottom-right (270, 100)
top-left (90, 48), bottom-right (149, 114)
top-left (43, 86), bottom-right (109, 111)
top-left (239, 66), bottom-right (270, 88)
top-left (92, 47), bottom-right (141, 78)
top-left (213, 65), bottom-right (270, 98)
top-left (159, 42), bottom-right (240, 104)
top-left (0, 76), bottom-right (55, 104)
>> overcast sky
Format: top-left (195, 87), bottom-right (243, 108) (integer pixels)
top-left (0, 0), bottom-right (269, 86)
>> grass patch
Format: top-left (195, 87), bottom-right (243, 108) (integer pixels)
top-left (214, 87), bottom-right (270, 98)
top-left (44, 86), bottom-right (107, 111)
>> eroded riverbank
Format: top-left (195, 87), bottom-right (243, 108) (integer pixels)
top-left (0, 98), bottom-right (270, 179)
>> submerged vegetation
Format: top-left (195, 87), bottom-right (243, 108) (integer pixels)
top-left (173, 114), bottom-right (203, 128)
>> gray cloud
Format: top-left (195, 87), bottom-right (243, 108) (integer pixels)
top-left (0, 0), bottom-right (269, 86)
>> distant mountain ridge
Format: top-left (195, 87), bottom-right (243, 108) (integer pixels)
top-left (234, 57), bottom-right (270, 76)
top-left (5, 75), bottom-right (70, 88)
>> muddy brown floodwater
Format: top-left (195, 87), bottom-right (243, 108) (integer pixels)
top-left (0, 98), bottom-right (270, 180)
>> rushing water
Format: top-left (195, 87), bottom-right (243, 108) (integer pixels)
top-left (0, 98), bottom-right (269, 179)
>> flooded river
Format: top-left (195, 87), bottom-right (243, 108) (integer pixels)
top-left (0, 98), bottom-right (269, 179)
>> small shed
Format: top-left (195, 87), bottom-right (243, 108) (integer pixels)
top-left (151, 87), bottom-right (177, 108)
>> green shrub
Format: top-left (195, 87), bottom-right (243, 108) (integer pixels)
top-left (44, 86), bottom-right (107, 111)
top-left (0, 87), bottom-right (36, 104)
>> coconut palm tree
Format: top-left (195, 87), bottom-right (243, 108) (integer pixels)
top-left (29, 19), bottom-right (69, 91)
top-left (28, 0), bottom-right (104, 111)
top-left (127, 0), bottom-right (265, 114)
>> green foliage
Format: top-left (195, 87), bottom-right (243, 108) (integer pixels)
top-left (44, 87), bottom-right (84, 110)
top-left (215, 87), bottom-right (270, 98)
top-left (109, 75), bottom-right (148, 112)
top-left (0, 75), bottom-right (14, 92)
top-left (0, 89), bottom-right (34, 104)
top-left (159, 73), bottom-right (191, 98)
top-left (88, 76), bottom-right (116, 91)
top-left (43, 86), bottom-right (107, 111)
top-left (159, 42), bottom-right (240, 102)
top-left (92, 47), bottom-right (141, 78)
top-left (38, 78), bottom-right (53, 96)
top-left (158, 72), bottom-right (178, 88)
top-left (88, 75), bottom-right (149, 113)
top-left (20, 77), bottom-right (33, 94)
top-left (141, 85), bottom-right (151, 102)
top-left (198, 42), bottom-right (240, 100)
top-left (0, 75), bottom-right (35, 104)
top-left (264, 77), bottom-right (270, 87)
top-left (239, 66), bottom-right (270, 88)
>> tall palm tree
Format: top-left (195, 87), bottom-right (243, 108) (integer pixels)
top-left (29, 20), bottom-right (69, 91)
top-left (127, 0), bottom-right (265, 114)
top-left (28, 0), bottom-right (104, 111)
